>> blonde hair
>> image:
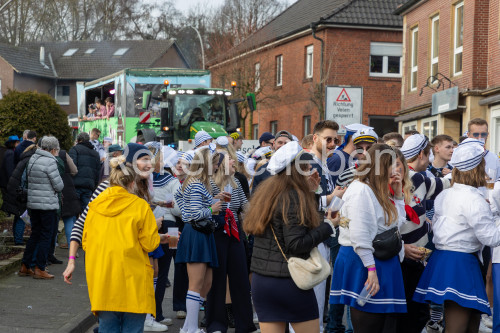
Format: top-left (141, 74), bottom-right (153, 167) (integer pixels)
top-left (182, 148), bottom-right (220, 193)
top-left (213, 152), bottom-right (237, 190)
top-left (394, 148), bottom-right (413, 204)
top-left (109, 155), bottom-right (136, 192)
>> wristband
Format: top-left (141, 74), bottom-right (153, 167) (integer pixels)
top-left (69, 256), bottom-right (76, 260)
top-left (367, 267), bottom-right (376, 271)
top-left (209, 207), bottom-right (213, 213)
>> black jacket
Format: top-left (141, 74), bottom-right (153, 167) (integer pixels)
top-left (59, 150), bottom-right (81, 217)
top-left (1, 147), bottom-right (36, 215)
top-left (250, 190), bottom-right (332, 278)
top-left (69, 142), bottom-right (101, 191)
top-left (14, 140), bottom-right (35, 165)
top-left (0, 149), bottom-right (15, 189)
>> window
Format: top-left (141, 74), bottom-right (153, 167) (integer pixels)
top-left (63, 48), bottom-right (78, 57)
top-left (276, 55), bottom-right (283, 86)
top-left (369, 43), bottom-right (402, 77)
top-left (430, 15), bottom-right (439, 81)
top-left (113, 48), bottom-right (129, 56)
top-left (305, 45), bottom-right (313, 79)
top-left (270, 121), bottom-right (278, 135)
top-left (410, 27), bottom-right (419, 91)
top-left (252, 124), bottom-right (259, 140)
top-left (303, 116), bottom-right (311, 136)
top-left (85, 48), bottom-right (95, 55)
top-left (422, 116), bottom-right (438, 140)
top-left (255, 63), bottom-right (261, 92)
top-left (403, 121), bottom-right (417, 136)
top-left (55, 85), bottom-right (70, 105)
top-left (453, 2), bottom-right (464, 75)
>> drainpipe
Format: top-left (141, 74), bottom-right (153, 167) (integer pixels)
top-left (47, 53), bottom-right (59, 96)
top-left (311, 21), bottom-right (325, 119)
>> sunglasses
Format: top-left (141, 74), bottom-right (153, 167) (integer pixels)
top-left (471, 132), bottom-right (488, 138)
top-left (318, 134), bottom-right (340, 145)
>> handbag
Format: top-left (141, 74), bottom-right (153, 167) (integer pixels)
top-left (270, 226), bottom-right (331, 290)
top-left (191, 217), bottom-right (215, 234)
top-left (372, 227), bottom-right (402, 260)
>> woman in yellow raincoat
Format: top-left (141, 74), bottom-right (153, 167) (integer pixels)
top-left (83, 155), bottom-right (168, 332)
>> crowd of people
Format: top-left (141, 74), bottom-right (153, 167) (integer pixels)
top-left (1, 117), bottom-right (500, 333)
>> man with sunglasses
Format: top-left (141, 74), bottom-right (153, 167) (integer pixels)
top-left (467, 118), bottom-right (500, 178)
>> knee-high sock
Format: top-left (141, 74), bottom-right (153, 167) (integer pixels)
top-left (183, 290), bottom-right (201, 333)
top-left (146, 277), bottom-right (160, 322)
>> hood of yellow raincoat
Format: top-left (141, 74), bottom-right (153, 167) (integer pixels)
top-left (88, 186), bottom-right (140, 217)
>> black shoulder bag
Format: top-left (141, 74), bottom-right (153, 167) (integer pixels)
top-left (372, 227), bottom-right (402, 260)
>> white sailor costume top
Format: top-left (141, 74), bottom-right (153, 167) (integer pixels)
top-left (432, 183), bottom-right (500, 253)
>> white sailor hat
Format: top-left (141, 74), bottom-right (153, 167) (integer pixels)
top-left (267, 141), bottom-right (314, 174)
top-left (459, 138), bottom-right (485, 147)
top-left (345, 124), bottom-right (373, 133)
top-left (252, 146), bottom-right (272, 160)
top-left (352, 128), bottom-right (378, 144)
top-left (194, 130), bottom-right (213, 148)
top-left (236, 151), bottom-right (247, 163)
top-left (401, 134), bottom-right (429, 160)
top-left (216, 136), bottom-right (229, 147)
top-left (162, 146), bottom-right (179, 169)
top-left (179, 150), bottom-right (194, 164)
top-left (451, 141), bottom-right (485, 171)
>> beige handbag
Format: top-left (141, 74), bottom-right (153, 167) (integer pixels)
top-left (271, 226), bottom-right (331, 290)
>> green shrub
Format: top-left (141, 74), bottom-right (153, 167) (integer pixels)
top-left (0, 90), bottom-right (73, 150)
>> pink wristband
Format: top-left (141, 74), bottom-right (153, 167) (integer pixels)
top-left (69, 256), bottom-right (76, 260)
top-left (367, 267), bottom-right (376, 271)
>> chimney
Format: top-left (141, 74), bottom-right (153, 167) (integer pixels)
top-left (40, 46), bottom-right (48, 69)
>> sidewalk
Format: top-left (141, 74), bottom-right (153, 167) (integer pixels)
top-left (0, 247), bottom-right (96, 332)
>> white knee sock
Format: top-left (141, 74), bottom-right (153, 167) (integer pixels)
top-left (199, 296), bottom-right (205, 309)
top-left (183, 290), bottom-right (201, 333)
top-left (145, 277), bottom-right (159, 323)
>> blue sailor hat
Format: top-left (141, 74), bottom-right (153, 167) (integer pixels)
top-left (401, 134), bottom-right (429, 160)
top-left (194, 130), bottom-right (213, 148)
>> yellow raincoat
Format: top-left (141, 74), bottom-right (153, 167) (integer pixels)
top-left (82, 186), bottom-right (160, 316)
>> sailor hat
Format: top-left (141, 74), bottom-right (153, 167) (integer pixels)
top-left (194, 130), bottom-right (213, 148)
top-left (252, 146), bottom-right (272, 160)
top-left (352, 128), bottom-right (378, 144)
top-left (162, 146), bottom-right (179, 169)
top-left (401, 134), bottom-right (429, 160)
top-left (216, 136), bottom-right (229, 147)
top-left (266, 141), bottom-right (314, 174)
top-left (236, 151), bottom-right (247, 163)
top-left (459, 138), bottom-right (485, 147)
top-left (451, 141), bottom-right (485, 171)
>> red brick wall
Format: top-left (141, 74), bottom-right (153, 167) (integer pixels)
top-left (488, 0), bottom-right (500, 87)
top-left (209, 27), bottom-right (402, 140)
top-left (401, 0), bottom-right (491, 111)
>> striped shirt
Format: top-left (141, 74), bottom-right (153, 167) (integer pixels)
top-left (174, 180), bottom-right (213, 222)
top-left (210, 178), bottom-right (248, 224)
top-left (70, 180), bottom-right (109, 244)
top-left (336, 166), bottom-right (356, 188)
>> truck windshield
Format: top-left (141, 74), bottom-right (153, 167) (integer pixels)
top-left (173, 94), bottom-right (225, 128)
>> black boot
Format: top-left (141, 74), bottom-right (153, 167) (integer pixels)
top-left (47, 255), bottom-right (63, 264)
top-left (226, 304), bottom-right (235, 328)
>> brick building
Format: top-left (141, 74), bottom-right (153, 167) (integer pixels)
top-left (0, 40), bottom-right (189, 116)
top-left (394, 0), bottom-right (500, 154)
top-left (208, 0), bottom-right (403, 140)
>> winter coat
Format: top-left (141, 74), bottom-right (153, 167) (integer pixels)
top-left (250, 190), bottom-right (332, 278)
top-left (69, 142), bottom-right (101, 190)
top-left (59, 150), bottom-right (81, 217)
top-left (0, 149), bottom-right (15, 189)
top-left (83, 186), bottom-right (160, 316)
top-left (26, 149), bottom-right (64, 211)
top-left (14, 140), bottom-right (35, 165)
top-left (1, 146), bottom-right (36, 215)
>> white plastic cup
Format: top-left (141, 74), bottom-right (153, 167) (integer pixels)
top-left (165, 193), bottom-right (174, 208)
top-left (167, 227), bottom-right (179, 249)
top-left (356, 285), bottom-right (372, 306)
top-left (328, 196), bottom-right (344, 213)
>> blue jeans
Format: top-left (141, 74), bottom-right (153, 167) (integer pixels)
top-left (13, 215), bottom-right (25, 244)
top-left (76, 188), bottom-right (93, 211)
top-left (63, 216), bottom-right (76, 245)
top-left (98, 311), bottom-right (146, 333)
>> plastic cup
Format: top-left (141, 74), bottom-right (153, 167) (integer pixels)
top-left (327, 196), bottom-right (344, 214)
top-left (165, 193), bottom-right (174, 208)
top-left (356, 285), bottom-right (372, 306)
top-left (212, 198), bottom-right (220, 215)
top-left (223, 185), bottom-right (232, 203)
top-left (167, 227), bottom-right (179, 249)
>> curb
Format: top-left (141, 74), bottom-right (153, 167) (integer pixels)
top-left (57, 307), bottom-right (97, 333)
top-left (0, 252), bottom-right (22, 279)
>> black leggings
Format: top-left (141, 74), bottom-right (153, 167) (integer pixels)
top-left (350, 307), bottom-right (399, 333)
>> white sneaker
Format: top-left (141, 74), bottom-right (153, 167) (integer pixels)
top-left (144, 317), bottom-right (168, 332)
top-left (479, 317), bottom-right (493, 333)
top-left (425, 320), bottom-right (443, 333)
top-left (253, 311), bottom-right (259, 324)
top-left (482, 314), bottom-right (494, 329)
top-left (159, 318), bottom-right (173, 326)
top-left (176, 311), bottom-right (187, 319)
top-left (195, 330), bottom-right (206, 333)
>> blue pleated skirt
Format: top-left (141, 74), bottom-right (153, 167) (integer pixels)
top-left (413, 249), bottom-right (490, 315)
top-left (148, 244), bottom-right (165, 259)
top-left (175, 223), bottom-right (218, 268)
top-left (329, 246), bottom-right (407, 313)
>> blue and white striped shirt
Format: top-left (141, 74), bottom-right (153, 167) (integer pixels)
top-left (175, 180), bottom-right (213, 222)
top-left (210, 178), bottom-right (248, 224)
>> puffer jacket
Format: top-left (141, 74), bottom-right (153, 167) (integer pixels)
top-left (26, 149), bottom-right (64, 210)
top-left (250, 190), bottom-right (333, 278)
top-left (1, 146), bottom-right (36, 215)
top-left (69, 142), bottom-right (101, 190)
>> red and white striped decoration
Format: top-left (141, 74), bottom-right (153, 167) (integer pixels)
top-left (139, 111), bottom-right (151, 123)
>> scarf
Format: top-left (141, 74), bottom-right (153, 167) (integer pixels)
top-left (223, 208), bottom-right (240, 241)
top-left (389, 185), bottom-right (420, 225)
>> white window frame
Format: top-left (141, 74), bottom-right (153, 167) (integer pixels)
top-left (253, 124), bottom-right (259, 140)
top-left (276, 55), bottom-right (283, 87)
top-left (369, 42), bottom-right (403, 77)
top-left (403, 121), bottom-right (418, 136)
top-left (113, 48), bottom-right (129, 56)
top-left (306, 45), bottom-right (313, 79)
top-left (410, 27), bottom-right (419, 91)
top-left (421, 115), bottom-right (439, 140)
top-left (63, 48), bottom-right (78, 57)
top-left (270, 121), bottom-right (278, 135)
top-left (303, 116), bottom-right (311, 136)
top-left (453, 2), bottom-right (464, 76)
top-left (55, 85), bottom-right (70, 105)
top-left (255, 62), bottom-right (261, 92)
top-left (430, 15), bottom-right (439, 81)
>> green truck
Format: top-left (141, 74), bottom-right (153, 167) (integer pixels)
top-left (77, 68), bottom-right (241, 149)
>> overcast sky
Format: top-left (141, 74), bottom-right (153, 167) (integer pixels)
top-left (174, 0), bottom-right (225, 13)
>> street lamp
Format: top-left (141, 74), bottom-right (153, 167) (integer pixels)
top-left (188, 25), bottom-right (205, 70)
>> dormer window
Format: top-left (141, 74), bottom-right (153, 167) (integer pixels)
top-left (63, 48), bottom-right (78, 57)
top-left (85, 48), bottom-right (95, 55)
top-left (113, 48), bottom-right (129, 56)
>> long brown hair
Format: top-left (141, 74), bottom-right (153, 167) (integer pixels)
top-left (452, 158), bottom-right (486, 188)
top-left (244, 161), bottom-right (320, 235)
top-left (394, 148), bottom-right (413, 205)
top-left (355, 143), bottom-right (398, 226)
top-left (213, 152), bottom-right (237, 190)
